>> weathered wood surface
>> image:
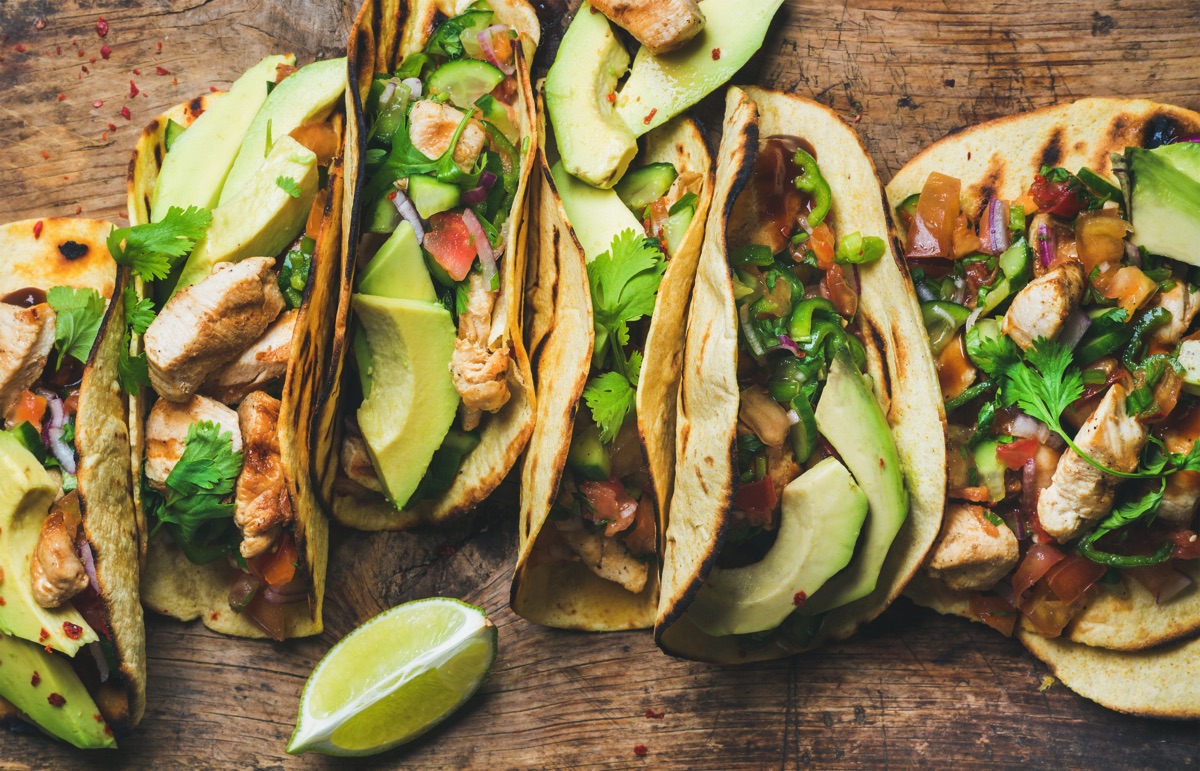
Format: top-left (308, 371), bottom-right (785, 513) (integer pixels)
top-left (2, 0), bottom-right (1200, 768)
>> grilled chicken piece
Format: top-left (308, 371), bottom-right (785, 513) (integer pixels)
top-left (766, 444), bottom-right (801, 506)
top-left (30, 492), bottom-right (89, 609)
top-left (590, 0), bottom-right (705, 54)
top-left (408, 100), bottom-right (487, 173)
top-left (0, 303), bottom-right (56, 415)
top-left (556, 524), bottom-right (649, 594)
top-left (144, 257), bottom-right (285, 402)
top-left (234, 391), bottom-right (292, 559)
top-left (1039, 384), bottom-right (1148, 542)
top-left (1149, 282), bottom-right (1200, 345)
top-left (1002, 261), bottom-right (1086, 350)
top-left (925, 503), bottom-right (1019, 592)
top-left (450, 272), bottom-right (510, 430)
top-left (144, 395), bottom-right (242, 490)
top-left (202, 309), bottom-right (297, 404)
top-left (1158, 407), bottom-right (1200, 526)
top-left (739, 386), bottom-right (790, 448)
top-left (340, 432), bottom-right (383, 493)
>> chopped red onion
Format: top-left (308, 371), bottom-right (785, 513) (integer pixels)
top-left (461, 170), bottom-right (498, 206)
top-left (1156, 569), bottom-right (1194, 604)
top-left (1034, 221), bottom-right (1056, 268)
top-left (88, 642), bottom-right (110, 683)
top-left (1178, 135), bottom-right (1200, 143)
top-left (478, 25), bottom-right (514, 75)
top-left (777, 334), bottom-right (800, 355)
top-left (77, 536), bottom-right (98, 594)
top-left (984, 198), bottom-right (1011, 255)
top-left (1125, 239), bottom-right (1141, 266)
top-left (36, 388), bottom-right (75, 474)
top-left (402, 77), bottom-right (422, 98)
top-left (390, 188), bottom-right (425, 243)
top-left (1058, 309), bottom-right (1092, 350)
top-left (462, 209), bottom-right (498, 286)
top-left (786, 409), bottom-right (801, 426)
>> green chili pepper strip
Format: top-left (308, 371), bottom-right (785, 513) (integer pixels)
top-left (788, 297), bottom-right (838, 340)
top-left (793, 149), bottom-right (832, 229)
top-left (1078, 538), bottom-right (1173, 568)
top-left (944, 379), bottom-right (996, 412)
top-left (1122, 307), bottom-right (1172, 371)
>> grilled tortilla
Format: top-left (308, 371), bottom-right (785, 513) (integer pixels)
top-left (655, 87), bottom-right (945, 663)
top-left (314, 0), bottom-right (540, 531)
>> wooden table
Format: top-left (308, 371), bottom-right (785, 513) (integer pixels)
top-left (3, 0), bottom-right (1200, 767)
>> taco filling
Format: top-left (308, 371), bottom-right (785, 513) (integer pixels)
top-left (339, 5), bottom-right (531, 509)
top-left (903, 138), bottom-right (1200, 640)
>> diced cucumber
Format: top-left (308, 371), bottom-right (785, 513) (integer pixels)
top-left (895, 192), bottom-right (920, 223)
top-left (662, 206), bottom-right (694, 256)
top-left (973, 440), bottom-right (1007, 503)
top-left (474, 93), bottom-right (519, 145)
top-left (976, 277), bottom-right (1012, 316)
top-left (921, 300), bottom-right (971, 355)
top-left (408, 175), bottom-right (462, 218)
top-left (568, 420), bottom-right (611, 482)
top-left (371, 82), bottom-right (412, 143)
top-left (614, 162), bottom-right (677, 213)
top-left (367, 196), bottom-right (402, 233)
top-left (427, 59), bottom-right (505, 110)
top-left (998, 238), bottom-right (1032, 285)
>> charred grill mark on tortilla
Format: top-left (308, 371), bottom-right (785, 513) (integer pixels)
top-left (1038, 126), bottom-right (1065, 170)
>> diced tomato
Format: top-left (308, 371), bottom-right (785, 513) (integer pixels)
top-left (808, 222), bottom-right (836, 270)
top-left (305, 188), bottom-right (328, 241)
top-left (424, 212), bottom-right (478, 282)
top-left (251, 535), bottom-right (298, 588)
top-left (950, 213), bottom-right (982, 258)
top-left (1075, 211), bottom-right (1129, 274)
top-left (936, 333), bottom-right (976, 401)
top-left (244, 593), bottom-right (287, 642)
top-left (1011, 542), bottom-right (1066, 602)
top-left (904, 172), bottom-right (961, 259)
top-left (734, 477), bottom-right (777, 528)
top-left (1169, 530), bottom-right (1200, 560)
top-left (289, 122), bottom-right (339, 165)
top-left (962, 258), bottom-right (997, 304)
top-left (821, 263), bottom-right (857, 319)
top-left (578, 478), bottom-right (639, 537)
top-left (1029, 172), bottom-right (1089, 218)
top-left (948, 485), bottom-right (990, 503)
top-left (486, 27), bottom-right (514, 68)
top-left (1044, 555), bottom-right (1106, 604)
top-left (7, 389), bottom-right (47, 431)
top-left (969, 592), bottom-right (1017, 637)
top-left (1096, 266), bottom-right (1157, 316)
top-left (995, 437), bottom-right (1039, 471)
top-left (623, 496), bottom-right (656, 557)
top-left (1020, 582), bottom-right (1084, 637)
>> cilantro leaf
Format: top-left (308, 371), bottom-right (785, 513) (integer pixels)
top-left (118, 346), bottom-right (150, 395)
top-left (123, 286), bottom-right (156, 334)
top-left (587, 229), bottom-right (666, 337)
top-left (276, 175), bottom-right (302, 198)
top-left (46, 286), bottom-right (107, 367)
top-left (1078, 482), bottom-right (1173, 567)
top-left (1004, 337), bottom-right (1084, 429)
top-left (966, 328), bottom-right (1022, 377)
top-left (583, 370), bottom-right (636, 444)
top-left (106, 205), bottom-right (212, 281)
top-left (151, 421), bottom-right (243, 543)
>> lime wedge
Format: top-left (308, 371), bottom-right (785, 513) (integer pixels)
top-left (287, 598), bottom-right (497, 756)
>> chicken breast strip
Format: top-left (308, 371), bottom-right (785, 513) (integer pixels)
top-left (1002, 261), bottom-right (1086, 350)
top-left (144, 395), bottom-right (243, 490)
top-left (925, 503), bottom-right (1019, 591)
top-left (203, 309), bottom-right (297, 404)
top-left (234, 391), bottom-right (292, 559)
top-left (590, 0), bottom-right (705, 54)
top-left (450, 271), bottom-right (510, 431)
top-left (0, 302), bottom-right (56, 416)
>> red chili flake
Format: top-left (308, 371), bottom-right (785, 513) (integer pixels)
top-left (171, 77), bottom-right (178, 86)
top-left (40, 149), bottom-right (50, 160)
top-left (38, 627), bottom-right (49, 641)
top-left (63, 622), bottom-right (83, 640)
top-left (209, 85), bottom-right (219, 93)
top-left (107, 122), bottom-right (116, 130)
top-left (156, 41), bottom-right (163, 52)
top-left (104, 725), bottom-right (113, 737)
top-left (93, 714), bottom-right (103, 722)
top-left (96, 17), bottom-right (109, 37)
top-left (14, 44), bottom-right (26, 53)
top-left (606, 92), bottom-right (616, 104)
top-left (93, 99), bottom-right (103, 108)
top-left (32, 221), bottom-right (43, 239)
top-left (793, 591), bottom-right (808, 607)
top-left (81, 65), bottom-right (89, 74)
top-left (633, 744), bottom-right (648, 757)
top-left (0, 597), bottom-right (6, 606)
top-left (99, 44), bottom-right (111, 59)
top-left (132, 68), bottom-right (140, 75)
top-left (101, 132), bottom-right (108, 140)
top-left (47, 693), bottom-right (66, 707)
top-left (712, 48), bottom-right (722, 61)
top-left (129, 80), bottom-right (139, 97)
top-left (119, 211), bottom-right (128, 220)
top-left (34, 17), bottom-right (46, 31)
top-left (209, 611), bottom-right (220, 621)
top-left (387, 191), bottom-right (398, 201)
top-left (155, 65), bottom-right (170, 76)
top-left (30, 672), bottom-right (40, 687)
top-left (644, 709), bottom-right (665, 719)
top-left (120, 106), bottom-right (131, 120)
top-left (56, 45), bottom-right (62, 55)
top-left (74, 205), bottom-right (81, 215)
top-left (89, 56), bottom-right (96, 64)
top-left (643, 108), bottom-right (657, 125)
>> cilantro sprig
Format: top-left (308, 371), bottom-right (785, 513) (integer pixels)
top-left (1077, 482), bottom-right (1173, 567)
top-left (107, 205), bottom-right (212, 281)
top-left (276, 176), bottom-right (302, 199)
top-left (46, 286), bottom-right (107, 367)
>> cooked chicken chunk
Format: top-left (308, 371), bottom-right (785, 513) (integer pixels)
top-left (144, 257), bottom-right (285, 402)
top-left (1149, 283), bottom-right (1200, 345)
top-left (1158, 414), bottom-right (1200, 527)
top-left (766, 444), bottom-right (802, 505)
top-left (590, 0), bottom-right (705, 54)
top-left (925, 503), bottom-right (1019, 592)
top-left (1039, 384), bottom-right (1148, 542)
top-left (739, 386), bottom-right (790, 448)
top-left (234, 391), bottom-right (292, 559)
top-left (408, 100), bottom-right (487, 173)
top-left (202, 309), bottom-right (296, 404)
top-left (145, 395), bottom-right (242, 490)
top-left (450, 272), bottom-right (510, 430)
top-left (0, 303), bottom-right (56, 415)
top-left (340, 432), bottom-right (383, 493)
top-left (557, 526), bottom-right (649, 594)
top-left (1002, 261), bottom-right (1086, 350)
top-left (30, 493), bottom-right (89, 609)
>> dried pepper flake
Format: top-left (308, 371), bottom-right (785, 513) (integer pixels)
top-left (74, 205), bottom-right (82, 215)
top-left (47, 693), bottom-right (66, 707)
top-left (606, 92), bottom-right (616, 103)
top-left (643, 108), bottom-right (657, 125)
top-left (712, 48), bottom-right (722, 60)
top-left (14, 44), bottom-right (26, 53)
top-left (96, 17), bottom-right (109, 37)
top-left (156, 41), bottom-right (163, 52)
top-left (107, 122), bottom-right (116, 130)
top-left (129, 80), bottom-right (139, 97)
top-left (155, 65), bottom-right (170, 75)
top-left (120, 106), bottom-right (131, 120)
top-left (55, 45), bottom-right (62, 55)
top-left (34, 17), bottom-right (46, 31)
top-left (41, 149), bottom-right (50, 160)
top-left (30, 672), bottom-right (40, 687)
top-left (100, 44), bottom-right (111, 59)
top-left (633, 744), bottom-right (648, 757)
top-left (93, 99), bottom-right (102, 108)
top-left (63, 622), bottom-right (83, 640)
top-left (644, 709), bottom-right (665, 719)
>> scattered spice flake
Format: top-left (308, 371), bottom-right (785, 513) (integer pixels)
top-left (56, 45), bottom-right (62, 55)
top-left (156, 41), bottom-right (163, 52)
top-left (96, 17), bottom-right (109, 37)
top-left (0, 597), bottom-right (5, 606)
top-left (107, 122), bottom-right (116, 131)
top-left (129, 80), bottom-right (139, 97)
top-left (119, 211), bottom-right (128, 220)
top-left (633, 744), bottom-right (648, 757)
top-left (104, 724), bottom-right (113, 736)
top-left (120, 106), bottom-right (131, 120)
top-left (38, 627), bottom-right (48, 641)
top-left (89, 56), bottom-right (96, 64)
top-left (172, 77), bottom-right (178, 86)
top-left (132, 68), bottom-right (141, 76)
top-left (793, 590), bottom-right (807, 607)
top-left (30, 672), bottom-right (41, 687)
top-left (93, 714), bottom-right (103, 722)
top-left (82, 65), bottom-right (89, 74)
top-left (93, 99), bottom-right (103, 108)
top-left (155, 65), bottom-right (170, 76)
top-left (74, 205), bottom-right (82, 215)
top-left (100, 44), bottom-right (111, 59)
top-left (711, 48), bottom-right (722, 60)
top-left (34, 17), bottom-right (46, 31)
top-left (101, 132), bottom-right (107, 140)
top-left (41, 149), bottom-right (50, 160)
top-left (14, 44), bottom-right (26, 53)
top-left (210, 85), bottom-right (219, 93)
top-left (643, 108), bottom-right (657, 125)
top-left (1038, 675), bottom-right (1056, 692)
top-left (63, 622), bottom-right (83, 640)
top-left (48, 693), bottom-right (66, 707)
top-left (77, 49), bottom-right (84, 57)
top-left (437, 543), bottom-right (457, 559)
top-left (606, 92), bottom-right (616, 104)
top-left (644, 709), bottom-right (665, 719)
top-left (33, 221), bottom-right (43, 239)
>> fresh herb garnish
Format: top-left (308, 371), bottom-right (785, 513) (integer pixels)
top-left (123, 286), bottom-right (156, 334)
top-left (583, 352), bottom-right (642, 444)
top-left (276, 175), bottom-right (303, 199)
top-left (46, 286), bottom-right (106, 367)
top-left (1077, 482), bottom-right (1173, 567)
top-left (106, 205), bottom-right (212, 281)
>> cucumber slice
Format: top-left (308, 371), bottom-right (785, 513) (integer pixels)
top-left (973, 440), bottom-right (1006, 503)
top-left (408, 175), bottom-right (462, 218)
top-left (789, 396), bottom-right (818, 464)
top-left (998, 238), bottom-right (1032, 284)
top-left (614, 162), bottom-right (677, 213)
top-left (662, 206), bottom-right (694, 256)
top-left (367, 196), bottom-right (402, 233)
top-left (567, 420), bottom-right (611, 482)
top-left (427, 59), bottom-right (505, 110)
top-left (474, 93), bottom-right (519, 145)
top-left (921, 300), bottom-right (971, 355)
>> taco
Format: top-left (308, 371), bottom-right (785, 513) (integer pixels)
top-left (123, 54), bottom-right (345, 640)
top-left (655, 87), bottom-right (946, 663)
top-left (0, 219), bottom-right (144, 747)
top-left (887, 97), bottom-right (1200, 717)
top-left (314, 0), bottom-right (540, 531)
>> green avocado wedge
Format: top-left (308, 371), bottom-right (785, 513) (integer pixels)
top-left (549, 161), bottom-right (641, 260)
top-left (355, 222), bottom-right (438, 303)
top-left (686, 457), bottom-right (868, 636)
top-left (150, 54), bottom-right (295, 221)
top-left (1121, 143), bottom-right (1200, 267)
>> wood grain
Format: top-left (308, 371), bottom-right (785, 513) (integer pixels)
top-left (2, 0), bottom-right (1200, 768)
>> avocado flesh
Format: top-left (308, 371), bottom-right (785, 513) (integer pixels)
top-left (219, 56), bottom-right (346, 204)
top-left (150, 54), bottom-right (295, 222)
top-left (0, 433), bottom-right (97, 655)
top-left (352, 295), bottom-right (459, 510)
top-left (1178, 339), bottom-right (1200, 395)
top-left (356, 222), bottom-right (438, 303)
top-left (174, 136), bottom-right (318, 292)
top-left (1125, 144), bottom-right (1200, 267)
top-left (550, 161), bottom-right (641, 260)
top-left (799, 349), bottom-right (909, 615)
top-left (0, 633), bottom-right (114, 749)
top-left (615, 0), bottom-right (785, 136)
top-left (687, 457), bottom-right (868, 636)
top-left (545, 5), bottom-right (638, 189)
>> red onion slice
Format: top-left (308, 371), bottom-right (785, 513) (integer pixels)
top-left (1010, 413), bottom-right (1051, 444)
top-left (37, 388), bottom-right (76, 474)
top-left (984, 198), bottom-right (1011, 255)
top-left (1157, 569), bottom-right (1194, 604)
top-left (402, 77), bottom-right (423, 98)
top-left (1057, 309), bottom-right (1092, 350)
top-left (462, 208), bottom-right (498, 286)
top-left (478, 25), bottom-right (514, 75)
top-left (1034, 221), bottom-right (1056, 268)
top-left (390, 188), bottom-right (426, 243)
top-left (462, 170), bottom-right (499, 206)
top-left (77, 536), bottom-right (99, 594)
top-left (777, 334), bottom-right (800, 355)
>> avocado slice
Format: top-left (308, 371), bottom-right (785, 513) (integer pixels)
top-left (799, 348), bottom-right (909, 615)
top-left (545, 5), bottom-right (638, 189)
top-left (1122, 143), bottom-right (1200, 267)
top-left (686, 457), bottom-right (868, 636)
top-left (615, 0), bottom-right (785, 137)
top-left (151, 54), bottom-right (295, 222)
top-left (352, 294), bottom-right (460, 509)
top-left (550, 161), bottom-right (642, 260)
top-left (174, 135), bottom-right (318, 292)
top-left (219, 57), bottom-right (347, 204)
top-left (0, 633), bottom-right (114, 749)
top-left (0, 432), bottom-right (97, 655)
top-left (356, 222), bottom-right (438, 303)
top-left (567, 420), bottom-right (611, 482)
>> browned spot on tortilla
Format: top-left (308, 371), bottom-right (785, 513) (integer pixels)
top-left (153, 144), bottom-right (162, 167)
top-left (187, 96), bottom-right (205, 119)
top-left (143, 195), bottom-right (151, 215)
top-left (58, 241), bottom-right (88, 260)
top-left (126, 150), bottom-right (138, 183)
top-left (865, 318), bottom-right (891, 397)
top-left (678, 423), bottom-right (690, 453)
top-left (969, 155), bottom-right (1005, 220)
top-left (1038, 127), bottom-right (1064, 169)
top-left (704, 455), bottom-right (714, 467)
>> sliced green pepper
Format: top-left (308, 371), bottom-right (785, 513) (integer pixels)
top-left (793, 148), bottom-right (832, 229)
top-left (788, 297), bottom-right (838, 340)
top-left (921, 300), bottom-right (971, 355)
top-left (1122, 306), bottom-right (1172, 371)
